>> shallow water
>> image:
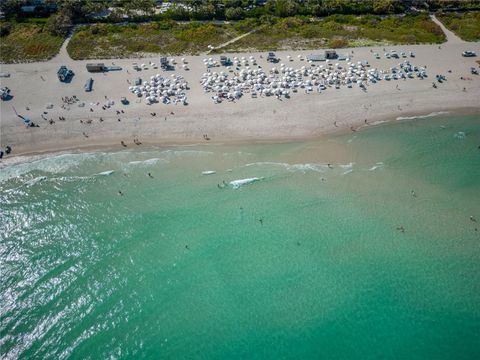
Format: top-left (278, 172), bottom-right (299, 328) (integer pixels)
top-left (1, 114), bottom-right (479, 359)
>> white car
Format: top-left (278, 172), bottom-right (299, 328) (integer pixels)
top-left (462, 51), bottom-right (476, 57)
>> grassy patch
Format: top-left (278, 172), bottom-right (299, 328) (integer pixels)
top-left (67, 14), bottom-right (447, 59)
top-left (0, 21), bottom-right (64, 63)
top-left (67, 21), bottom-right (242, 60)
top-left (220, 14), bottom-right (446, 52)
top-left (436, 12), bottom-right (480, 41)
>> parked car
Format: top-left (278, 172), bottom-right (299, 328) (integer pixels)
top-left (84, 78), bottom-right (93, 92)
top-left (462, 51), bottom-right (476, 57)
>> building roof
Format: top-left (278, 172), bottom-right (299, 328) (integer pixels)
top-left (306, 54), bottom-right (325, 61)
top-left (21, 6), bottom-right (37, 13)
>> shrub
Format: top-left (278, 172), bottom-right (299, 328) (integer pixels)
top-left (155, 20), bottom-right (176, 31)
top-left (328, 38), bottom-right (348, 48)
top-left (225, 7), bottom-right (245, 20)
top-left (46, 13), bottom-right (72, 36)
top-left (0, 22), bottom-right (12, 37)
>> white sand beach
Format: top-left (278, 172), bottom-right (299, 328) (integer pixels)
top-left (1, 20), bottom-right (479, 157)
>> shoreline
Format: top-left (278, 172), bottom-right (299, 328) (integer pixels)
top-left (1, 107), bottom-right (477, 165)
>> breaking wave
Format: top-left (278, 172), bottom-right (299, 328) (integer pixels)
top-left (396, 111), bottom-right (449, 121)
top-left (230, 177), bottom-right (263, 189)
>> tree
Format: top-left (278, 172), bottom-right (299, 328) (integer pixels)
top-left (124, 0), bottom-right (156, 17)
top-left (0, 22), bottom-right (12, 37)
top-left (193, 4), bottom-right (216, 20)
top-left (46, 12), bottom-right (72, 36)
top-left (164, 5), bottom-right (190, 21)
top-left (0, 0), bottom-right (26, 18)
top-left (373, 0), bottom-right (395, 14)
top-left (47, 0), bottom-right (109, 21)
top-left (82, 0), bottom-right (109, 17)
top-left (225, 7), bottom-right (245, 20)
top-left (275, 0), bottom-right (299, 17)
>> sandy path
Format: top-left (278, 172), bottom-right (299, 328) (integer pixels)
top-left (430, 15), bottom-right (466, 44)
top-left (50, 29), bottom-right (75, 64)
top-left (208, 29), bottom-right (257, 53)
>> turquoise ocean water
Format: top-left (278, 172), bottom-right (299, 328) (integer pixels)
top-left (1, 114), bottom-right (479, 359)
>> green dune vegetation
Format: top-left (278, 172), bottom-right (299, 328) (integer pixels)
top-left (0, 20), bottom-right (65, 63)
top-left (67, 14), bottom-right (445, 59)
top-left (67, 21), bottom-right (242, 59)
top-left (219, 14), bottom-right (446, 53)
top-left (436, 12), bottom-right (480, 42)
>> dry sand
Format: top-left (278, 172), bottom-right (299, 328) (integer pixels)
top-left (1, 23), bottom-right (479, 157)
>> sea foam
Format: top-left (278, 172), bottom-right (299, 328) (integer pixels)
top-left (396, 111), bottom-right (449, 121)
top-left (0, 152), bottom-right (103, 183)
top-left (96, 170), bottom-right (115, 176)
top-left (368, 162), bottom-right (384, 171)
top-left (230, 177), bottom-right (262, 189)
top-left (128, 158), bottom-right (166, 166)
top-left (243, 162), bottom-right (328, 173)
